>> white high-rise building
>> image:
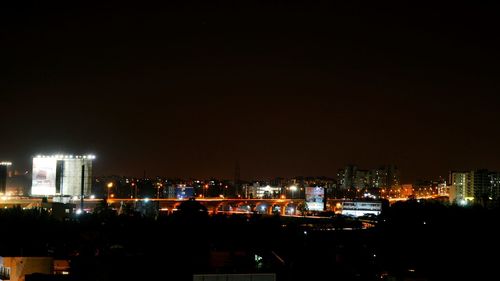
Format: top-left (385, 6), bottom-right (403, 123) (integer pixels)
top-left (31, 155), bottom-right (95, 197)
top-left (449, 171), bottom-right (473, 204)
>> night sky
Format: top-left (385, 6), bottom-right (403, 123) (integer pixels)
top-left (1, 1), bottom-right (499, 181)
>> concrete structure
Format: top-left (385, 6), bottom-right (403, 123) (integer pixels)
top-left (0, 162), bottom-right (11, 195)
top-left (31, 155), bottom-right (94, 197)
top-left (108, 198), bottom-right (305, 215)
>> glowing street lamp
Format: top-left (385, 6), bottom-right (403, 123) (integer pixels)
top-left (156, 183), bottom-right (162, 199)
top-left (131, 182), bottom-right (137, 198)
top-left (289, 185), bottom-right (298, 199)
top-left (107, 182), bottom-right (113, 198)
top-left (203, 184), bottom-right (209, 198)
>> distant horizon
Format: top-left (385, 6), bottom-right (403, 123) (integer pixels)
top-left (2, 156), bottom-right (494, 184)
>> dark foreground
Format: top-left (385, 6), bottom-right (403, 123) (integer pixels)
top-left (1, 200), bottom-right (499, 281)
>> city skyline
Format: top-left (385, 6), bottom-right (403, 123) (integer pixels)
top-left (2, 2), bottom-right (500, 281)
top-left (2, 2), bottom-right (500, 181)
top-left (0, 153), bottom-right (497, 184)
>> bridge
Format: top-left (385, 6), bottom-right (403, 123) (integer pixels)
top-left (1, 196), bottom-right (415, 215)
top-left (107, 198), bottom-right (308, 215)
top-left (1, 197), bottom-right (345, 215)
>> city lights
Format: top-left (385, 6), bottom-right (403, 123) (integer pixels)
top-left (1, 3), bottom-right (498, 280)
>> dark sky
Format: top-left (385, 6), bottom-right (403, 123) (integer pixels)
top-left (1, 1), bottom-right (499, 181)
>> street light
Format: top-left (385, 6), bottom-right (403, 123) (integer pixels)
top-left (203, 184), bottom-right (209, 198)
top-left (107, 182), bottom-right (113, 199)
top-left (131, 182), bottom-right (137, 198)
top-left (290, 185), bottom-right (298, 199)
top-left (156, 183), bottom-right (162, 199)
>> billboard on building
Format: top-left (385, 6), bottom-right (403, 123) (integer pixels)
top-left (305, 186), bottom-right (325, 211)
top-left (175, 186), bottom-right (194, 199)
top-left (32, 155), bottom-right (94, 197)
top-left (341, 201), bottom-right (382, 217)
top-left (32, 157), bottom-right (58, 196)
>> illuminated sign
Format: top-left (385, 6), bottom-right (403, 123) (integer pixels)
top-left (305, 186), bottom-right (325, 211)
top-left (32, 158), bottom-right (57, 196)
top-left (176, 186), bottom-right (194, 199)
top-left (31, 155), bottom-right (94, 197)
top-left (341, 201), bottom-right (382, 217)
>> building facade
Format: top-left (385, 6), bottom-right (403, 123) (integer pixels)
top-left (338, 164), bottom-right (400, 190)
top-left (489, 172), bottom-right (500, 202)
top-left (31, 155), bottom-right (94, 197)
top-left (449, 171), bottom-right (473, 204)
top-left (0, 162), bottom-right (10, 194)
top-left (449, 170), bottom-right (500, 205)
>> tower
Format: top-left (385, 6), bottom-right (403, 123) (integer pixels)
top-left (0, 162), bottom-right (12, 194)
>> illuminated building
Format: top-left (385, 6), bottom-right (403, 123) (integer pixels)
top-left (449, 170), bottom-right (500, 205)
top-left (337, 165), bottom-right (355, 190)
top-left (437, 182), bottom-right (449, 196)
top-left (338, 165), bottom-right (400, 190)
top-left (247, 184), bottom-right (281, 199)
top-left (175, 185), bottom-right (194, 199)
top-left (341, 201), bottom-right (382, 217)
top-left (449, 171), bottom-right (473, 204)
top-left (401, 184), bottom-right (414, 197)
top-left (369, 165), bottom-right (400, 189)
top-left (31, 155), bottom-right (95, 197)
top-left (0, 162), bottom-right (11, 195)
top-left (489, 172), bottom-right (500, 201)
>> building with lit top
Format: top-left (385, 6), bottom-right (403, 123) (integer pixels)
top-left (31, 155), bottom-right (95, 197)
